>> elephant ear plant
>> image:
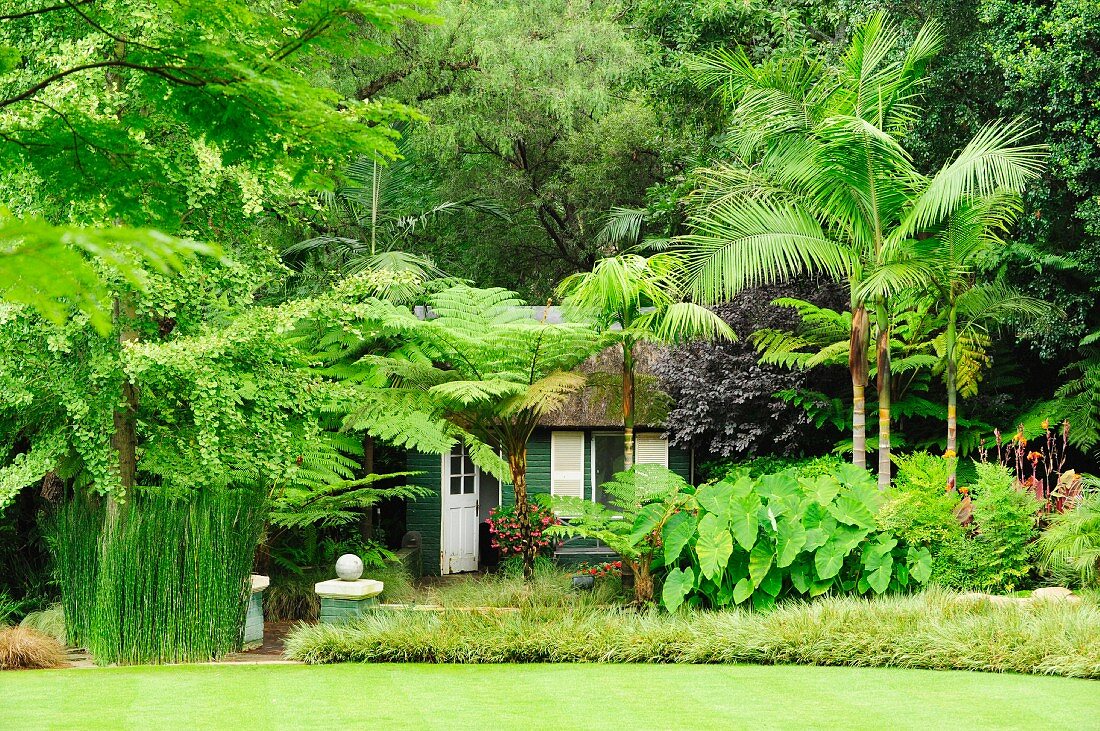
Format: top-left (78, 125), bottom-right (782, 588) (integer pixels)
top-left (661, 464), bottom-right (933, 612)
top-left (549, 465), bottom-right (693, 604)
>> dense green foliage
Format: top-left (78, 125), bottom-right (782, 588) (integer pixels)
top-left (2, 0), bottom-right (1100, 661)
top-left (1039, 493), bottom-right (1100, 588)
top-left (659, 465), bottom-right (931, 611)
top-left (551, 464), bottom-right (693, 603)
top-left (930, 463), bottom-right (1041, 592)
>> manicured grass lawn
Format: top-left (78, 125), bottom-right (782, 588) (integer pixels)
top-left (3, 663), bottom-right (1098, 730)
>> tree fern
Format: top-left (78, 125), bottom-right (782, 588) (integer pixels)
top-left (299, 283), bottom-right (604, 579)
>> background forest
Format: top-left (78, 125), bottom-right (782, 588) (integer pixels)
top-left (1, 0), bottom-right (1099, 653)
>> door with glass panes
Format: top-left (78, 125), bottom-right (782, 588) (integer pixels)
top-left (442, 444), bottom-right (479, 573)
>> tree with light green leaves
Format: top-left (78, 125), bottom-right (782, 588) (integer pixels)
top-left (557, 253), bottom-right (734, 470)
top-left (0, 0), bottom-right (433, 664)
top-left (678, 13), bottom-right (1045, 487)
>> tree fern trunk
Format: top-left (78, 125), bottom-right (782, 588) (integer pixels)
top-left (875, 299), bottom-right (892, 490)
top-left (508, 449), bottom-right (534, 581)
top-left (849, 304), bottom-right (870, 469)
top-left (632, 557), bottom-right (654, 605)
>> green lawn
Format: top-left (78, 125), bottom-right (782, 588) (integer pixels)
top-left (3, 664), bottom-right (1099, 730)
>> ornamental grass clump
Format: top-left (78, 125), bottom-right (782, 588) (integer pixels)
top-left (47, 485), bottom-right (264, 665)
top-left (0, 626), bottom-right (66, 670)
top-left (18, 605), bottom-right (65, 645)
top-left (284, 588), bottom-right (1100, 678)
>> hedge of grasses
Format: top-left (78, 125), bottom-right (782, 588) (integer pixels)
top-left (48, 486), bottom-right (264, 665)
top-left (284, 588), bottom-right (1100, 678)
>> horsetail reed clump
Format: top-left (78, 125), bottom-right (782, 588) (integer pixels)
top-left (47, 486), bottom-right (264, 665)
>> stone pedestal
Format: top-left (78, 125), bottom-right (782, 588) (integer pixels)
top-left (244, 574), bottom-right (269, 646)
top-left (315, 578), bottom-right (384, 624)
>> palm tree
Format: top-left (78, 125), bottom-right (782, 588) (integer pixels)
top-left (678, 13), bottom-right (1045, 488)
top-left (557, 254), bottom-right (735, 469)
top-left (282, 140), bottom-right (508, 290)
top-left (861, 194), bottom-right (1057, 479)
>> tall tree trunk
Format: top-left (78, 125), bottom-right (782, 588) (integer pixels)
top-left (622, 342), bottom-right (635, 471)
top-left (945, 301), bottom-right (958, 483)
top-left (874, 299), bottom-right (892, 490)
top-left (507, 449), bottom-right (534, 581)
top-left (849, 304), bottom-right (870, 469)
top-left (111, 296), bottom-right (139, 498)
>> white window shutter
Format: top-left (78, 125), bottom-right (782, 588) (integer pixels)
top-left (550, 431), bottom-right (585, 498)
top-left (635, 433), bottom-right (668, 467)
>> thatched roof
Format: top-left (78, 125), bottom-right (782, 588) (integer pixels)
top-left (539, 341), bottom-right (671, 429)
top-left (415, 304), bottom-right (672, 429)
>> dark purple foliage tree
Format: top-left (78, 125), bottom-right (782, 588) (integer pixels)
top-left (654, 279), bottom-right (847, 459)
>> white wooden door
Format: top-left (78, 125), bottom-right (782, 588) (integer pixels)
top-left (442, 445), bottom-right (479, 574)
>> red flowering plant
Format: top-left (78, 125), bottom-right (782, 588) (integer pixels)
top-left (573, 560), bottom-right (623, 579)
top-left (486, 502), bottom-right (562, 558)
top-left (983, 420), bottom-right (1083, 515)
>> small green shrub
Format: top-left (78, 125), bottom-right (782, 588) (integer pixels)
top-left (700, 455), bottom-right (845, 482)
top-left (283, 588), bottom-right (1100, 678)
top-left (18, 604), bottom-right (65, 645)
top-left (880, 453), bottom-right (964, 548)
top-left (0, 626), bottom-right (66, 670)
top-left (1038, 493), bottom-right (1100, 588)
top-left (931, 464), bottom-right (1040, 592)
top-left (550, 465), bottom-right (692, 604)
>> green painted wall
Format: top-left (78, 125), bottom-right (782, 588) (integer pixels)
top-left (405, 429), bottom-right (692, 575)
top-left (405, 450), bottom-right (443, 576)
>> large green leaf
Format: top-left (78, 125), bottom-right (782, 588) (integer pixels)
top-left (828, 492), bottom-right (877, 529)
top-left (759, 565), bottom-right (784, 596)
top-left (757, 471), bottom-right (800, 501)
top-left (696, 480), bottom-right (735, 521)
top-left (696, 513), bottom-right (734, 580)
top-left (776, 516), bottom-right (808, 567)
top-left (803, 512), bottom-right (836, 552)
top-left (732, 576), bottom-right (754, 604)
top-left (628, 503), bottom-right (666, 544)
top-left (814, 524), bottom-right (870, 580)
top-left (662, 566), bottom-right (696, 612)
top-left (835, 462), bottom-right (876, 490)
top-left (907, 546), bottom-right (933, 584)
top-left (812, 476), bottom-right (840, 506)
top-left (752, 590), bottom-right (777, 612)
top-left (789, 558), bottom-right (811, 594)
top-left (748, 539), bottom-right (775, 587)
top-left (861, 537), bottom-right (897, 594)
top-left (866, 559), bottom-right (893, 593)
top-left (661, 511), bottom-right (697, 566)
top-left (814, 539), bottom-right (847, 581)
top-left (728, 493), bottom-right (760, 551)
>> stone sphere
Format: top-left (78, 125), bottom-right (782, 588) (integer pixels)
top-left (335, 553), bottom-right (364, 581)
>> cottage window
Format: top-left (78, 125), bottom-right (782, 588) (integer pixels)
top-left (448, 444), bottom-right (477, 495)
